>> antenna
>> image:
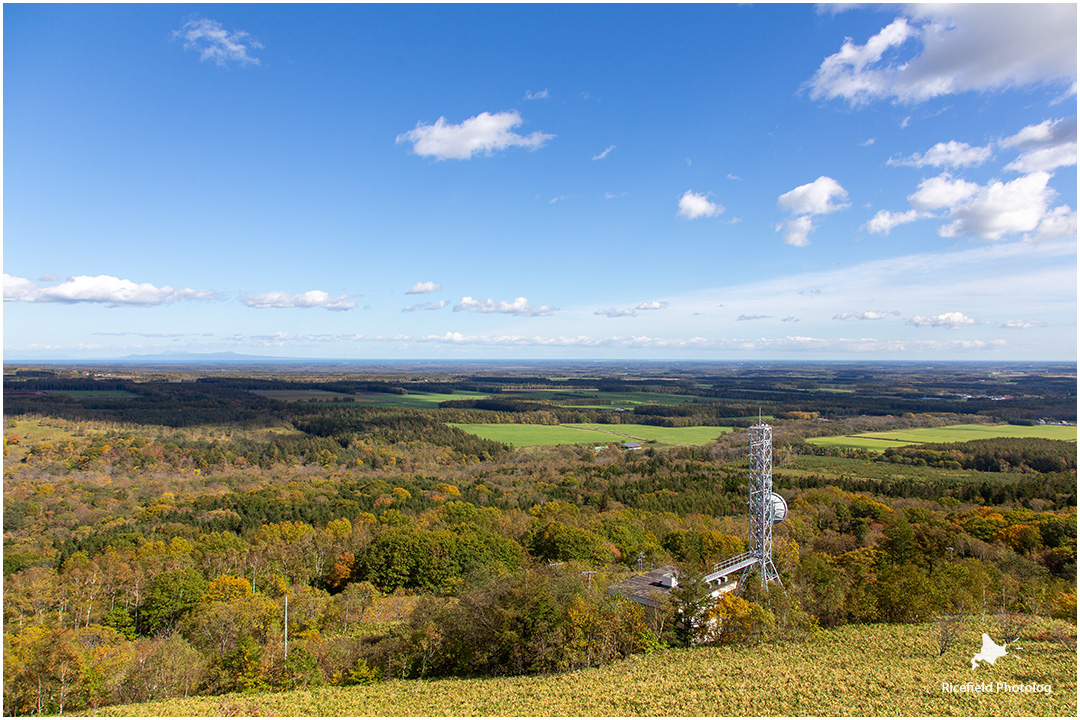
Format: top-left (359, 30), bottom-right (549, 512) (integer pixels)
top-left (746, 421), bottom-right (782, 587)
top-left (704, 419), bottom-right (786, 589)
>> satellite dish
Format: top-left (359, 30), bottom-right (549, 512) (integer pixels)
top-left (770, 492), bottom-right (788, 524)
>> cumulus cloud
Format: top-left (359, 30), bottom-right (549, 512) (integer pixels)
top-left (1001, 117), bottom-right (1078, 173)
top-left (1024, 205), bottom-right (1078, 242)
top-left (939, 171), bottom-right (1056, 240)
top-left (888, 140), bottom-right (993, 168)
top-left (407, 281), bottom-right (442, 294)
top-left (863, 208), bottom-right (925, 235)
top-left (524, 89), bottom-right (550, 100)
top-left (808, 5), bottom-right (1077, 105)
top-left (907, 312), bottom-right (977, 328)
top-left (396, 111), bottom-right (554, 160)
top-left (4, 274), bottom-right (217, 306)
top-left (907, 174), bottom-right (981, 211)
top-left (777, 215), bottom-right (815, 247)
top-left (592, 145), bottom-right (616, 160)
top-left (242, 290), bottom-right (355, 311)
top-left (636, 300), bottom-right (669, 311)
top-left (453, 296), bottom-right (556, 316)
top-left (833, 310), bottom-right (899, 321)
top-left (677, 190), bottom-right (724, 219)
top-left (778, 176), bottom-right (850, 216)
top-left (402, 300), bottom-right (448, 312)
top-left (173, 17), bottom-right (263, 67)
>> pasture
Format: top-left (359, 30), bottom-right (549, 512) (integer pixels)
top-left (93, 620), bottom-right (1077, 717)
top-left (806, 423), bottom-right (1077, 451)
top-left (449, 423), bottom-right (733, 448)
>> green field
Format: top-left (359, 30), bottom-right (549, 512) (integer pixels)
top-left (565, 424), bottom-right (733, 445)
top-left (450, 423), bottom-right (733, 447)
top-left (806, 423), bottom-right (1077, 451)
top-left (94, 621), bottom-right (1077, 717)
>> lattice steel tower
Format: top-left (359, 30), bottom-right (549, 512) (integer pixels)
top-left (703, 421), bottom-right (787, 589)
top-left (747, 422), bottom-right (782, 587)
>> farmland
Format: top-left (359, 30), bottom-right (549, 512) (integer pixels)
top-left (448, 423), bottom-right (734, 447)
top-left (2, 360), bottom-right (1075, 717)
top-left (807, 423), bottom-right (1077, 451)
top-left (93, 620), bottom-right (1077, 717)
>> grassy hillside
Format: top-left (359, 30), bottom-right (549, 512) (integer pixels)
top-left (93, 621), bottom-right (1076, 717)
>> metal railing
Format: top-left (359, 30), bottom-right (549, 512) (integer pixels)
top-left (703, 551), bottom-right (759, 584)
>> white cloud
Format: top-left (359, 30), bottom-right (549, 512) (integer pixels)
top-left (396, 111), bottom-right (554, 160)
top-left (173, 17), bottom-right (262, 67)
top-left (833, 310), bottom-right (899, 321)
top-left (595, 300), bottom-right (669, 318)
top-left (888, 140), bottom-right (993, 168)
top-left (1001, 117), bottom-right (1076, 149)
top-left (4, 274), bottom-right (217, 306)
top-left (1005, 143), bottom-right (1079, 173)
top-left (736, 314), bottom-right (771, 321)
top-left (453, 296), bottom-right (556, 317)
top-left (863, 208), bottom-right (924, 235)
top-left (604, 192), bottom-right (627, 200)
top-left (3, 274), bottom-right (39, 302)
top-left (999, 320), bottom-right (1049, 329)
top-left (357, 332), bottom-right (1008, 356)
top-left (778, 176), bottom-right (850, 216)
top-left (907, 174), bottom-right (980, 211)
top-left (407, 281), bottom-right (442, 294)
top-left (782, 316), bottom-right (800, 323)
top-left (592, 145), bottom-right (616, 160)
top-left (1001, 117), bottom-right (1078, 172)
top-left (778, 216), bottom-right (815, 247)
top-left (677, 190), bottom-right (724, 219)
top-left (402, 300), bottom-right (448, 312)
top-left (242, 290), bottom-right (355, 311)
top-left (595, 308), bottom-right (637, 318)
top-left (808, 5), bottom-right (1077, 105)
top-left (939, 172), bottom-right (1056, 240)
top-left (524, 89), bottom-right (550, 100)
top-left (907, 312), bottom-right (977, 328)
top-left (1024, 205), bottom-right (1078, 242)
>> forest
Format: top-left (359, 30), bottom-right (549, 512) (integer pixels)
top-left (1, 361), bottom-right (1076, 715)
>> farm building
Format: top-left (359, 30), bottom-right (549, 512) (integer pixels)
top-left (619, 442), bottom-right (643, 450)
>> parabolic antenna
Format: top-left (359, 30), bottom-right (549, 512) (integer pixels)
top-left (770, 492), bottom-right (788, 524)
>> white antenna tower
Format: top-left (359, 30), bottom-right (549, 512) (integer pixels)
top-left (747, 422), bottom-right (782, 586)
top-left (704, 420), bottom-right (787, 589)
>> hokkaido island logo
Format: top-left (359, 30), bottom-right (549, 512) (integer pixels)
top-left (971, 633), bottom-right (1008, 669)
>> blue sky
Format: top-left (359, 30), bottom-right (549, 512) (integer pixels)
top-left (4, 3), bottom-right (1077, 361)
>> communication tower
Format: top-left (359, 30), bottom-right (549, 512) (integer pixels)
top-left (747, 422), bottom-right (783, 586)
top-left (704, 421), bottom-right (787, 589)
